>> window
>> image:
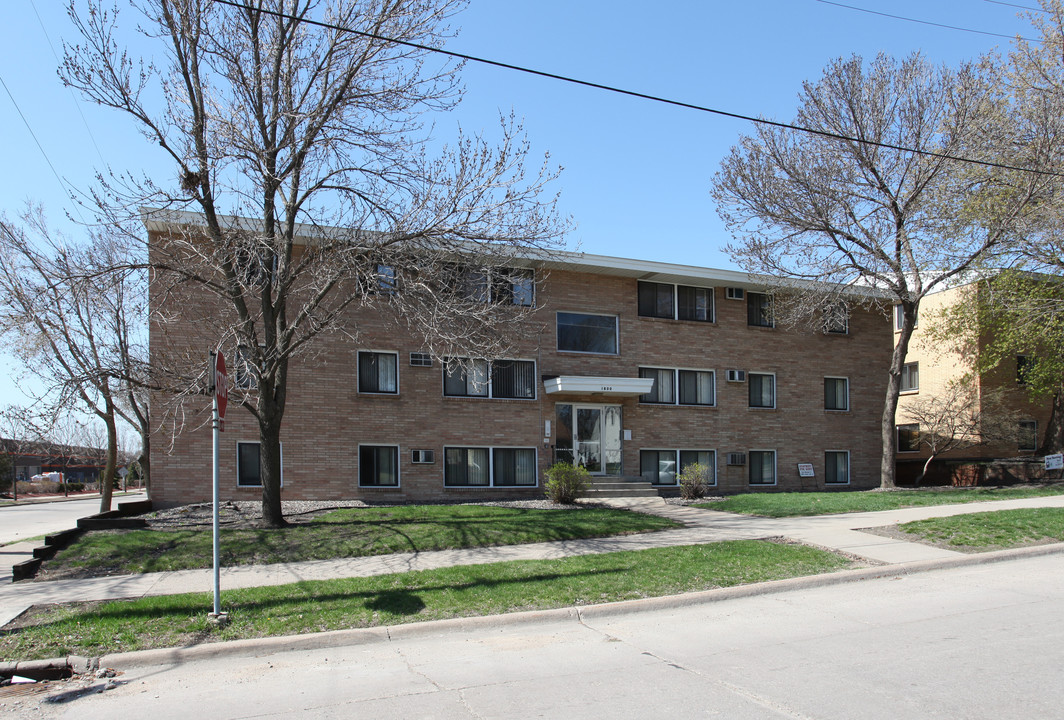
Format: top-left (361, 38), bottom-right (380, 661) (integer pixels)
top-left (747, 292), bottom-right (773, 327)
top-left (823, 302), bottom-right (849, 334)
top-left (638, 281), bottom-right (674, 319)
top-left (359, 445), bottom-right (399, 487)
top-left (237, 441), bottom-right (282, 488)
top-left (445, 447), bottom-right (536, 487)
top-left (824, 377), bottom-right (849, 411)
top-left (358, 351), bottom-right (398, 394)
top-left (1017, 355), bottom-right (1033, 385)
top-left (640, 450), bottom-right (677, 486)
top-left (677, 286), bottom-right (713, 322)
top-left (897, 424), bottom-right (920, 452)
top-left (504, 269), bottom-right (535, 307)
top-left (748, 450), bottom-right (776, 485)
top-left (637, 282), bottom-right (713, 322)
top-left (825, 451), bottom-right (849, 485)
top-left (895, 304), bottom-right (917, 331)
top-left (444, 359), bottom-right (489, 397)
top-left (678, 370), bottom-right (715, 406)
top-left (1019, 420), bottom-right (1038, 452)
top-left (680, 450), bottom-right (716, 486)
top-left (444, 359), bottom-right (535, 399)
top-left (639, 368), bottom-right (675, 404)
top-left (234, 345), bottom-right (259, 390)
top-left (557, 312), bottom-right (618, 354)
top-left (900, 362), bottom-right (919, 392)
top-left (452, 266), bottom-right (534, 306)
top-left (377, 264), bottom-right (397, 294)
top-left (749, 373), bottom-right (775, 408)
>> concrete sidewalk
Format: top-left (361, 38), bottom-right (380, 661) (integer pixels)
top-left (3, 494), bottom-right (1064, 628)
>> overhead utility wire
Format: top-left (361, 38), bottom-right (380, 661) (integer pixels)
top-left (815, 0), bottom-right (1037, 41)
top-left (983, 0), bottom-right (1045, 13)
top-left (210, 0), bottom-right (1062, 179)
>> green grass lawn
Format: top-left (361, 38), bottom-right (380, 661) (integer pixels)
top-left (898, 508), bottom-right (1064, 550)
top-left (41, 505), bottom-right (679, 579)
top-left (699, 486), bottom-right (1064, 518)
top-left (0, 540), bottom-right (852, 660)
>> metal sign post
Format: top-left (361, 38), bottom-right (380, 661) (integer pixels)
top-left (209, 350), bottom-right (228, 625)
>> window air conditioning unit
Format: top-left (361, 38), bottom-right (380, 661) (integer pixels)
top-left (726, 452), bottom-right (747, 466)
top-left (725, 287), bottom-right (745, 300)
top-left (411, 449), bottom-right (435, 464)
top-left (409, 352), bottom-right (433, 367)
top-left (726, 369), bottom-right (746, 383)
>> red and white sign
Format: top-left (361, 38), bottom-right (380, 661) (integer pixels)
top-left (215, 351), bottom-right (228, 431)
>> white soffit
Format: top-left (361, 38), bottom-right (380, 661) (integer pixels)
top-left (542, 376), bottom-right (654, 397)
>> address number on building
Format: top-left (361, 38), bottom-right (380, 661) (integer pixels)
top-left (598, 386), bottom-right (613, 392)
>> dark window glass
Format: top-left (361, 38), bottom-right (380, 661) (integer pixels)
top-left (677, 285), bottom-right (713, 322)
top-left (557, 313), bottom-right (618, 354)
top-left (444, 359), bottom-right (489, 397)
top-left (638, 282), bottom-right (674, 319)
top-left (492, 448), bottom-right (537, 486)
top-left (358, 351), bottom-right (398, 393)
top-left (639, 367), bottom-right (675, 404)
top-left (491, 360), bottom-right (536, 399)
top-left (679, 450), bottom-right (716, 485)
top-left (825, 451), bottom-right (849, 484)
top-left (824, 377), bottom-right (848, 410)
top-left (749, 373), bottom-right (775, 408)
top-left (901, 363), bottom-right (919, 392)
top-left (897, 424), bottom-right (920, 452)
top-left (359, 446), bottom-right (398, 486)
top-left (237, 442), bottom-right (262, 487)
top-left (1017, 355), bottom-right (1032, 385)
top-left (678, 370), bottom-right (714, 406)
top-left (747, 292), bottom-right (773, 327)
top-left (444, 447), bottom-right (490, 486)
top-left (1019, 421), bottom-right (1037, 451)
top-left (640, 450), bottom-right (677, 485)
top-left (748, 450), bottom-right (776, 485)
top-left (494, 268), bottom-right (534, 306)
top-left (824, 302), bottom-right (849, 334)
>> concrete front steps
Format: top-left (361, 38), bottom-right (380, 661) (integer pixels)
top-left (581, 476), bottom-right (661, 498)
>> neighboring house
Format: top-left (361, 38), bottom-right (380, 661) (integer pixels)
top-left (147, 217), bottom-right (893, 506)
top-left (0, 438), bottom-right (106, 485)
top-left (894, 280), bottom-right (1052, 484)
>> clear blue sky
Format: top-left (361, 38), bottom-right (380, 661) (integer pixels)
top-left (0, 0), bottom-right (1036, 415)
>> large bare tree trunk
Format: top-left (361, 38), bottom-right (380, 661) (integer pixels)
top-left (99, 403), bottom-right (118, 513)
top-left (1037, 386), bottom-right (1064, 454)
top-left (881, 303), bottom-right (918, 489)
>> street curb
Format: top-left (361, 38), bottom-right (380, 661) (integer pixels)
top-left (95, 540), bottom-right (1064, 670)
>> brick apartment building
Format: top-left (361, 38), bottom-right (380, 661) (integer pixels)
top-left (148, 218), bottom-right (893, 506)
top-left (895, 280), bottom-right (1053, 484)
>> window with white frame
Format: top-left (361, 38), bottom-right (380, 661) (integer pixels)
top-left (748, 373), bottom-right (775, 408)
top-left (639, 368), bottom-right (675, 404)
top-left (641, 450), bottom-right (716, 486)
top-left (747, 292), bottom-right (773, 327)
top-left (234, 345), bottom-right (260, 390)
top-left (900, 362), bottom-right (919, 392)
top-left (557, 312), bottom-right (618, 354)
top-left (748, 450), bottom-right (776, 485)
top-left (680, 450), bottom-right (716, 485)
top-left (444, 447), bottom-right (537, 487)
top-left (358, 351), bottom-right (398, 394)
top-left (1019, 420), bottom-right (1038, 451)
top-left (237, 441), bottom-right (283, 488)
top-left (678, 370), bottom-right (715, 406)
top-left (894, 304), bottom-right (917, 331)
top-left (444, 359), bottom-right (535, 399)
top-left (637, 282), bottom-right (714, 322)
top-left (825, 451), bottom-right (849, 484)
top-left (359, 445), bottom-right (399, 487)
top-left (824, 377), bottom-right (849, 411)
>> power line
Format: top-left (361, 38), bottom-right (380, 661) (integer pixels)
top-left (209, 0), bottom-right (1063, 179)
top-left (815, 0), bottom-right (1037, 42)
top-left (984, 0), bottom-right (1045, 13)
top-left (0, 71), bottom-right (86, 221)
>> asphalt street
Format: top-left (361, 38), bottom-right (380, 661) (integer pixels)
top-left (0, 493), bottom-right (146, 546)
top-left (18, 552), bottom-right (1064, 719)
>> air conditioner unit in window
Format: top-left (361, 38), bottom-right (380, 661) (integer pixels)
top-left (725, 287), bottom-right (745, 300)
top-left (411, 449), bottom-right (435, 464)
top-left (726, 369), bottom-right (746, 382)
top-left (726, 452), bottom-right (747, 466)
top-left (409, 352), bottom-right (432, 367)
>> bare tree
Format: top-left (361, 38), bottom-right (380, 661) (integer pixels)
top-left (711, 53), bottom-right (1054, 488)
top-left (0, 406), bottom-right (51, 500)
top-left (900, 381), bottom-right (1021, 485)
top-left (0, 210), bottom-right (151, 512)
top-left (62, 0), bottom-right (566, 526)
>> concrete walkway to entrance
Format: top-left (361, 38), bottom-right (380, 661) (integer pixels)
top-left (3, 494), bottom-right (1064, 628)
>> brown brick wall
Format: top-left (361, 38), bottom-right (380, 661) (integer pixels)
top-left (150, 248), bottom-right (892, 504)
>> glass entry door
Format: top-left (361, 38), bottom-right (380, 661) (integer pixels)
top-left (556, 404), bottom-right (622, 475)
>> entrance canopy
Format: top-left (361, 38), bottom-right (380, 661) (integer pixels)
top-left (542, 376), bottom-right (653, 397)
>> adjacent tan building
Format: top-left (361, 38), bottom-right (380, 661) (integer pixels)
top-left (148, 220), bottom-right (894, 505)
